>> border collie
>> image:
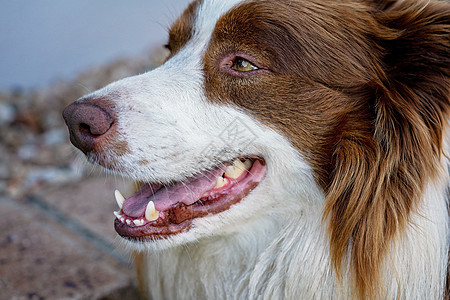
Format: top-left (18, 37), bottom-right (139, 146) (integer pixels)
top-left (63, 0), bottom-right (450, 298)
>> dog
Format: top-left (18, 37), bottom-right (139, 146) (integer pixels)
top-left (63, 0), bottom-right (449, 299)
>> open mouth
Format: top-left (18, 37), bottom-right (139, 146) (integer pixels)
top-left (114, 156), bottom-right (266, 240)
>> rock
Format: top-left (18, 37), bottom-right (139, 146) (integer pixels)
top-left (0, 102), bottom-right (15, 126)
top-left (43, 128), bottom-right (66, 146)
top-left (17, 144), bottom-right (39, 160)
top-left (25, 165), bottom-right (83, 189)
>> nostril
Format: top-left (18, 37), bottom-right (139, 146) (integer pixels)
top-left (79, 123), bottom-right (95, 136)
top-left (79, 120), bottom-right (110, 137)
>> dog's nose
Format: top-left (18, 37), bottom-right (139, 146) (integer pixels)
top-left (63, 101), bottom-right (114, 154)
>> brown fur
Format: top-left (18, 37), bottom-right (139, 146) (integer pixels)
top-left (195, 0), bottom-right (450, 298)
top-left (166, 0), bottom-right (200, 58)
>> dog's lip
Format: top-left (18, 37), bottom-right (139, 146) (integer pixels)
top-left (114, 156), bottom-right (266, 240)
top-left (114, 218), bottom-right (192, 240)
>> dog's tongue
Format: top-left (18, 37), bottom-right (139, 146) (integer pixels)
top-left (122, 166), bottom-right (226, 218)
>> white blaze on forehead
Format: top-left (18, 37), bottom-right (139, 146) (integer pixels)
top-left (193, 0), bottom-right (245, 44)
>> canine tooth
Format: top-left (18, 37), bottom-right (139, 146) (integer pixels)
top-left (113, 211), bottom-right (120, 218)
top-left (133, 219), bottom-right (145, 226)
top-left (224, 166), bottom-right (242, 179)
top-left (114, 190), bottom-right (125, 209)
top-left (145, 201), bottom-right (159, 222)
top-left (243, 159), bottom-right (252, 169)
top-left (225, 159), bottom-right (247, 179)
top-left (215, 176), bottom-right (229, 188)
top-left (126, 219), bottom-right (131, 225)
top-left (120, 217), bottom-right (125, 223)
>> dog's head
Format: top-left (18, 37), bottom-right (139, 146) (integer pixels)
top-left (63, 0), bottom-right (449, 298)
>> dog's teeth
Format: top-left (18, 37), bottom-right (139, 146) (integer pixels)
top-left (225, 159), bottom-right (247, 179)
top-left (243, 159), bottom-right (252, 169)
top-left (114, 190), bottom-right (125, 209)
top-left (126, 219), bottom-right (131, 225)
top-left (145, 201), bottom-right (159, 222)
top-left (215, 176), bottom-right (229, 188)
top-left (113, 211), bottom-right (120, 218)
top-left (133, 219), bottom-right (145, 226)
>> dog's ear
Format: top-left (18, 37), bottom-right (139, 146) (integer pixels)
top-left (324, 1), bottom-right (449, 298)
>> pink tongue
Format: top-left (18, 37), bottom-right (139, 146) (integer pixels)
top-left (122, 166), bottom-right (225, 218)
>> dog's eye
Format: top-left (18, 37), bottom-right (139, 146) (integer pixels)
top-left (232, 57), bottom-right (258, 72)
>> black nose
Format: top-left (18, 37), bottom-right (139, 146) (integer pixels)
top-left (63, 101), bottom-right (114, 154)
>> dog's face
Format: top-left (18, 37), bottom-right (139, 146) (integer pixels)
top-left (63, 0), bottom-right (449, 298)
top-left (65, 0), bottom-right (337, 246)
top-left (64, 0), bottom-right (381, 240)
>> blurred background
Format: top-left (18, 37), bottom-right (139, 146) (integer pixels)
top-left (0, 1), bottom-right (190, 299)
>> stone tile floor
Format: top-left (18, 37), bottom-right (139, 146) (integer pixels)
top-left (0, 176), bottom-right (141, 300)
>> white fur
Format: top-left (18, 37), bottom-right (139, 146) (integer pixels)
top-left (83, 0), bottom-right (449, 299)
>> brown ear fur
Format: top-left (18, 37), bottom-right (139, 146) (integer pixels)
top-left (323, 0), bottom-right (450, 298)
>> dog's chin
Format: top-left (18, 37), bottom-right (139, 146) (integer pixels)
top-left (112, 156), bottom-right (266, 249)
